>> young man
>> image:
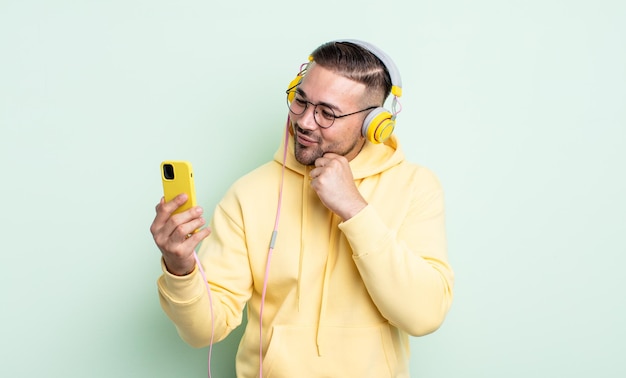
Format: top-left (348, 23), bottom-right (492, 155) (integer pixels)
top-left (151, 39), bottom-right (454, 377)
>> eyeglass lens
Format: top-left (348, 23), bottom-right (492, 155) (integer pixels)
top-left (287, 94), bottom-right (336, 128)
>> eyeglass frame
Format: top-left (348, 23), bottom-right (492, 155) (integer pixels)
top-left (286, 86), bottom-right (377, 129)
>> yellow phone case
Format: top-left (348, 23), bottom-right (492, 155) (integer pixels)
top-left (160, 160), bottom-right (197, 215)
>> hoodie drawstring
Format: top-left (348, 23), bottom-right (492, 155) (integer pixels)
top-left (316, 212), bottom-right (339, 356)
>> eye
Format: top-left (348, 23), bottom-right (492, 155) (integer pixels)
top-left (293, 97), bottom-right (308, 108)
top-left (318, 106), bottom-right (335, 120)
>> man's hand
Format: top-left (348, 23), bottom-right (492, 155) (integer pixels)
top-left (149, 193), bottom-right (211, 275)
top-left (309, 153), bottom-right (367, 221)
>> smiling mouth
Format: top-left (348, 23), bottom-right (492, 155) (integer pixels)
top-left (295, 127), bottom-right (319, 146)
top-left (297, 134), bottom-right (317, 146)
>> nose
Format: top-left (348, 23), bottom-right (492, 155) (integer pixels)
top-left (296, 103), bottom-right (319, 130)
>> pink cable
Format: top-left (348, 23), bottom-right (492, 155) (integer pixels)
top-left (258, 119), bottom-right (290, 377)
top-left (193, 251), bottom-right (215, 378)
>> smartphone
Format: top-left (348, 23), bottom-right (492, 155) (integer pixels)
top-left (160, 160), bottom-right (198, 215)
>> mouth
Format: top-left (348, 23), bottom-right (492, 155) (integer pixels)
top-left (294, 126), bottom-right (319, 147)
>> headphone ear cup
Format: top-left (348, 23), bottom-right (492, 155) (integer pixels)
top-left (286, 75), bottom-right (302, 103)
top-left (362, 107), bottom-right (395, 144)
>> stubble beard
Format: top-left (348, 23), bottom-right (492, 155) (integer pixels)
top-left (294, 142), bottom-right (323, 166)
top-left (293, 129), bottom-right (364, 166)
top-left (293, 125), bottom-right (323, 166)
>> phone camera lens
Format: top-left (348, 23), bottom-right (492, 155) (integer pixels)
top-left (163, 164), bottom-right (175, 180)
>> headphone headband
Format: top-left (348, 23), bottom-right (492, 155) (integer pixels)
top-left (332, 39), bottom-right (402, 97)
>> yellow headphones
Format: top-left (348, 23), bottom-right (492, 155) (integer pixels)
top-left (287, 39), bottom-right (402, 144)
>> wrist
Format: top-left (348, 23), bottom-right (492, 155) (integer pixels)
top-left (162, 258), bottom-right (196, 276)
top-left (339, 200), bottom-right (368, 222)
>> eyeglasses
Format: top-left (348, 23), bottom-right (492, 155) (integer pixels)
top-left (286, 90), bottom-right (376, 129)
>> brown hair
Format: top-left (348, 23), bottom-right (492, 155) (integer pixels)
top-left (310, 41), bottom-right (392, 105)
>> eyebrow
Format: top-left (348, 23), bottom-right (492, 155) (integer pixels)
top-left (296, 87), bottom-right (343, 113)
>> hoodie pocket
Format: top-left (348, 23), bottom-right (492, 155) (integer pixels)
top-left (262, 324), bottom-right (398, 378)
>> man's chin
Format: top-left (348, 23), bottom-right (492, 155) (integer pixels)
top-left (294, 144), bottom-right (322, 166)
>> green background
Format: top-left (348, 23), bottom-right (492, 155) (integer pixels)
top-left (1, 0), bottom-right (624, 377)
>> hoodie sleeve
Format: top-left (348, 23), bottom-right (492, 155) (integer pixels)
top-left (338, 166), bottom-right (454, 336)
top-left (157, 190), bottom-right (253, 348)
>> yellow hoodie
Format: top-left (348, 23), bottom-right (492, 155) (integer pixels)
top-left (158, 134), bottom-right (454, 377)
